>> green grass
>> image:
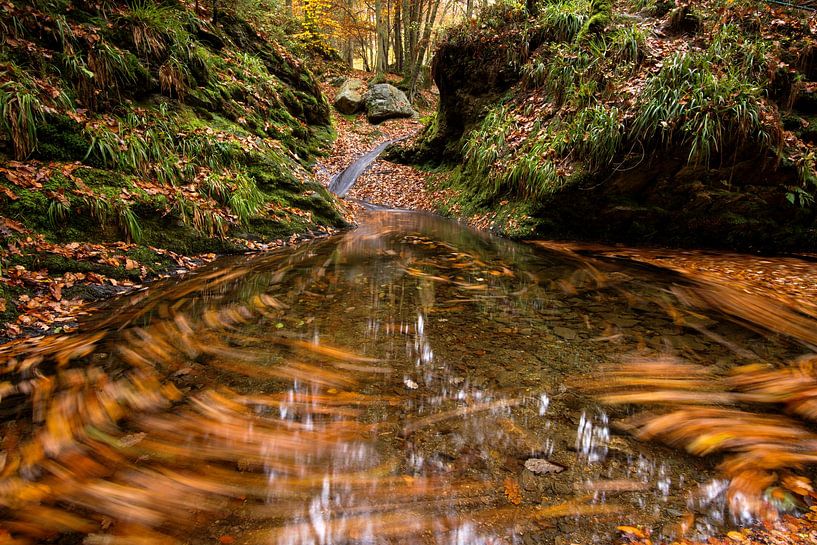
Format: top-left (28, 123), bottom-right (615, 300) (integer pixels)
top-left (123, 0), bottom-right (188, 62)
top-left (537, 0), bottom-right (592, 42)
top-left (609, 24), bottom-right (646, 65)
top-left (173, 192), bottom-right (229, 237)
top-left (0, 79), bottom-right (45, 159)
top-left (568, 104), bottom-right (623, 171)
top-left (632, 47), bottom-right (773, 165)
top-left (228, 173), bottom-right (267, 224)
top-left (47, 199), bottom-right (71, 228)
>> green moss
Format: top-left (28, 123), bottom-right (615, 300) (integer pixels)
top-left (0, 283), bottom-right (22, 325)
top-left (76, 167), bottom-right (132, 189)
top-left (7, 252), bottom-right (142, 280)
top-left (42, 173), bottom-right (74, 192)
top-left (34, 115), bottom-right (91, 163)
top-left (123, 51), bottom-right (152, 91)
top-left (125, 246), bottom-right (175, 271)
top-left (6, 188), bottom-right (51, 230)
top-left (138, 218), bottom-right (245, 255)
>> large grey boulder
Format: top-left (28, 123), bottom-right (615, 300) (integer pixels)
top-left (364, 83), bottom-right (417, 123)
top-left (333, 78), bottom-right (365, 115)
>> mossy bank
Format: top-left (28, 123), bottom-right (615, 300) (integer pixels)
top-left (401, 0), bottom-right (817, 252)
top-left (0, 0), bottom-right (347, 334)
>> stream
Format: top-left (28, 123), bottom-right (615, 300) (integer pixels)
top-left (1, 146), bottom-right (817, 545)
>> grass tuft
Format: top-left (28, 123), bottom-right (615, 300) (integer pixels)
top-left (632, 46), bottom-right (774, 166)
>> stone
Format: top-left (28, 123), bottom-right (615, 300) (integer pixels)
top-left (553, 326), bottom-right (578, 340)
top-left (363, 83), bottom-right (417, 123)
top-left (524, 458), bottom-right (566, 475)
top-left (333, 78), bottom-right (365, 115)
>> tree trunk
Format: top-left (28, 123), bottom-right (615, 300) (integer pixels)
top-left (401, 0), bottom-right (411, 78)
top-left (393, 0), bottom-right (403, 72)
top-left (407, 0), bottom-right (440, 101)
top-left (212, 0), bottom-right (219, 23)
top-left (344, 0), bottom-right (354, 66)
top-left (375, 0), bottom-right (388, 75)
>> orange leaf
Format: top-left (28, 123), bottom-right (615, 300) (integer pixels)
top-left (616, 526), bottom-right (647, 539)
top-left (503, 477), bottom-right (522, 505)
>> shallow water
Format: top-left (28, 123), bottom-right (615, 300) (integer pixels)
top-left (1, 211), bottom-right (816, 545)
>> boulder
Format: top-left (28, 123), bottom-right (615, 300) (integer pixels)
top-left (363, 83), bottom-right (417, 123)
top-left (333, 78), bottom-right (365, 115)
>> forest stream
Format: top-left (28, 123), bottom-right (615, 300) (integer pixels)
top-left (2, 147), bottom-right (817, 545)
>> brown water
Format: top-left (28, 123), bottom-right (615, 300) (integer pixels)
top-left (1, 210), bottom-right (816, 545)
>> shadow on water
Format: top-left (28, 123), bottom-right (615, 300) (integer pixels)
top-left (2, 210), bottom-right (817, 544)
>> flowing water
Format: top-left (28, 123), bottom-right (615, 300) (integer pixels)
top-left (3, 157), bottom-right (817, 545)
top-left (2, 211), bottom-right (817, 545)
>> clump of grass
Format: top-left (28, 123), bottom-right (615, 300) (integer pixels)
top-left (710, 24), bottom-right (771, 82)
top-left (568, 104), bottom-right (623, 171)
top-left (0, 79), bottom-right (45, 159)
top-left (541, 43), bottom-right (594, 104)
top-left (0, 65), bottom-right (71, 159)
top-left (123, 1), bottom-right (187, 63)
top-left (113, 199), bottom-right (142, 242)
top-left (521, 59), bottom-right (547, 89)
top-left (201, 172), bottom-right (231, 203)
top-left (506, 136), bottom-right (566, 197)
top-left (461, 105), bottom-right (515, 199)
top-left (538, 0), bottom-right (592, 42)
top-left (174, 192), bottom-right (228, 237)
top-left (71, 40), bottom-right (138, 109)
top-left (47, 199), bottom-right (71, 228)
top-left (461, 107), bottom-right (573, 199)
top-left (51, 14), bottom-right (76, 52)
top-left (227, 173), bottom-right (266, 224)
top-left (632, 48), bottom-right (774, 166)
top-left (159, 55), bottom-right (190, 99)
top-left (84, 194), bottom-right (112, 225)
top-left (84, 106), bottom-right (185, 183)
top-left (80, 194), bottom-right (141, 242)
top-left (609, 24), bottom-right (646, 65)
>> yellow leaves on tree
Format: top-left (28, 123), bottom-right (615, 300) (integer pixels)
top-left (296, 0), bottom-right (338, 55)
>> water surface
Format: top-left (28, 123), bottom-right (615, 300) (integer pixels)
top-left (1, 211), bottom-right (815, 545)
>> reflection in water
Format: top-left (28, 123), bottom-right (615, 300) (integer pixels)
top-left (1, 211), bottom-right (816, 544)
top-left (576, 410), bottom-right (609, 464)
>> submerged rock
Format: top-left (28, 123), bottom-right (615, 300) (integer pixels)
top-left (334, 78), bottom-right (365, 115)
top-left (364, 84), bottom-right (417, 123)
top-left (553, 326), bottom-right (578, 340)
top-left (524, 458), bottom-right (566, 475)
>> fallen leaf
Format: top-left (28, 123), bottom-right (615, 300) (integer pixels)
top-left (503, 477), bottom-right (522, 506)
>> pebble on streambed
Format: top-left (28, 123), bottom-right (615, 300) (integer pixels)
top-left (524, 458), bottom-right (566, 475)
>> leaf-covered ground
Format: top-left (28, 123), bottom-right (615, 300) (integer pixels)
top-left (313, 78), bottom-right (448, 215)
